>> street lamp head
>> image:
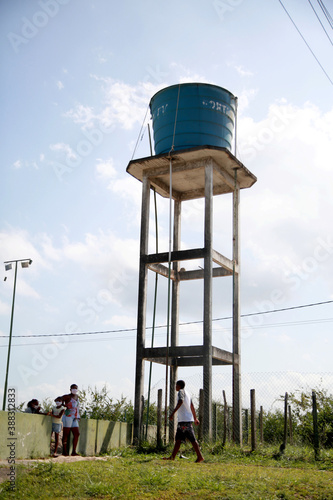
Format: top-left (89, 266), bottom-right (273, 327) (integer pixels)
top-left (21, 260), bottom-right (32, 268)
top-left (2, 256), bottom-right (33, 411)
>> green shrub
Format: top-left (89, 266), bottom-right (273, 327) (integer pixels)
top-left (263, 409), bottom-right (285, 444)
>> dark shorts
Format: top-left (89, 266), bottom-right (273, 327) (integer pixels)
top-left (175, 422), bottom-right (196, 443)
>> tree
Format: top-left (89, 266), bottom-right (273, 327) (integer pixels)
top-left (289, 386), bottom-right (333, 447)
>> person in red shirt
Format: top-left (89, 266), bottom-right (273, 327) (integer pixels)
top-left (61, 384), bottom-right (80, 456)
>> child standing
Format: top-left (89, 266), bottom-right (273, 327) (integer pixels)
top-left (50, 397), bottom-right (65, 457)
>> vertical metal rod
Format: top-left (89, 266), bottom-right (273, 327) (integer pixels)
top-left (164, 158), bottom-right (173, 443)
top-left (3, 261), bottom-right (18, 411)
top-left (145, 124), bottom-right (158, 438)
top-left (169, 199), bottom-right (181, 441)
top-left (234, 97), bottom-right (238, 157)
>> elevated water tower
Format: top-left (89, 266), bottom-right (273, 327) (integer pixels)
top-left (127, 83), bottom-right (256, 443)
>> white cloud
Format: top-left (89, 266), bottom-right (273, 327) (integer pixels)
top-left (277, 333), bottom-right (292, 344)
top-left (105, 315), bottom-right (137, 328)
top-left (12, 160), bottom-right (22, 169)
top-left (235, 65), bottom-right (254, 77)
top-left (169, 62), bottom-right (208, 84)
top-left (64, 104), bottom-right (95, 126)
top-left (95, 158), bottom-right (117, 180)
top-left (237, 88), bottom-right (258, 113)
top-left (64, 77), bottom-right (164, 132)
top-left (16, 279), bottom-right (40, 299)
top-left (0, 299), bottom-right (10, 316)
top-left (98, 79), bottom-right (155, 130)
top-left (40, 234), bottom-right (63, 263)
top-left (236, 102), bottom-right (333, 308)
top-left (27, 229), bottom-right (140, 282)
top-left (105, 176), bottom-right (142, 227)
top-left (49, 142), bottom-right (77, 161)
top-left (0, 229), bottom-right (45, 270)
top-left (56, 80), bottom-right (64, 90)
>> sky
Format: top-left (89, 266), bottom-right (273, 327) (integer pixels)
top-left (0, 0), bottom-right (333, 411)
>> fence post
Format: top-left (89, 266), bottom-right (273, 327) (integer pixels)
top-left (222, 390), bottom-right (227, 447)
top-left (244, 408), bottom-right (249, 445)
top-left (283, 392), bottom-right (288, 452)
top-left (260, 405), bottom-right (263, 444)
top-left (312, 390), bottom-right (320, 460)
top-left (288, 404), bottom-right (293, 445)
top-left (227, 406), bottom-right (231, 442)
top-left (250, 389), bottom-right (256, 452)
top-left (140, 395), bottom-right (145, 443)
top-left (213, 402), bottom-right (217, 442)
top-left (198, 389), bottom-right (204, 442)
top-left (157, 389), bottom-right (163, 448)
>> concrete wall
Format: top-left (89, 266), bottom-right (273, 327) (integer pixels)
top-left (0, 411), bottom-right (156, 460)
top-left (0, 412), bottom-right (51, 460)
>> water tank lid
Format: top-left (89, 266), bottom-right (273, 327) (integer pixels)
top-left (149, 82), bottom-right (237, 106)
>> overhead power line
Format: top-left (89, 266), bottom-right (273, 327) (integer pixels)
top-left (3, 316), bottom-right (333, 349)
top-left (278, 0), bottom-right (333, 86)
top-left (308, 0), bottom-right (333, 45)
top-left (317, 0), bottom-right (333, 30)
top-left (1, 299), bottom-right (332, 340)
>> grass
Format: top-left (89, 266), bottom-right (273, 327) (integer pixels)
top-left (1, 443), bottom-right (333, 499)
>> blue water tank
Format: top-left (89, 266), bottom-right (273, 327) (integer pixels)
top-left (149, 83), bottom-right (236, 155)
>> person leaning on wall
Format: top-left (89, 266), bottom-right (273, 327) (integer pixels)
top-left (24, 399), bottom-right (48, 415)
top-left (61, 383), bottom-right (80, 456)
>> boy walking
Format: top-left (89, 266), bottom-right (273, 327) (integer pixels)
top-left (164, 380), bottom-right (204, 462)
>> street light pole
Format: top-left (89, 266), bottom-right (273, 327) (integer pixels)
top-left (2, 258), bottom-right (32, 411)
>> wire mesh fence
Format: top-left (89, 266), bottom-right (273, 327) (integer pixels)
top-left (145, 371), bottom-right (333, 444)
top-left (148, 371), bottom-right (333, 412)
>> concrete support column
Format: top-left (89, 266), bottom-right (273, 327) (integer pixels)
top-left (133, 175), bottom-right (150, 443)
top-left (169, 199), bottom-right (181, 440)
top-left (203, 160), bottom-right (213, 440)
top-left (232, 168), bottom-right (242, 445)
